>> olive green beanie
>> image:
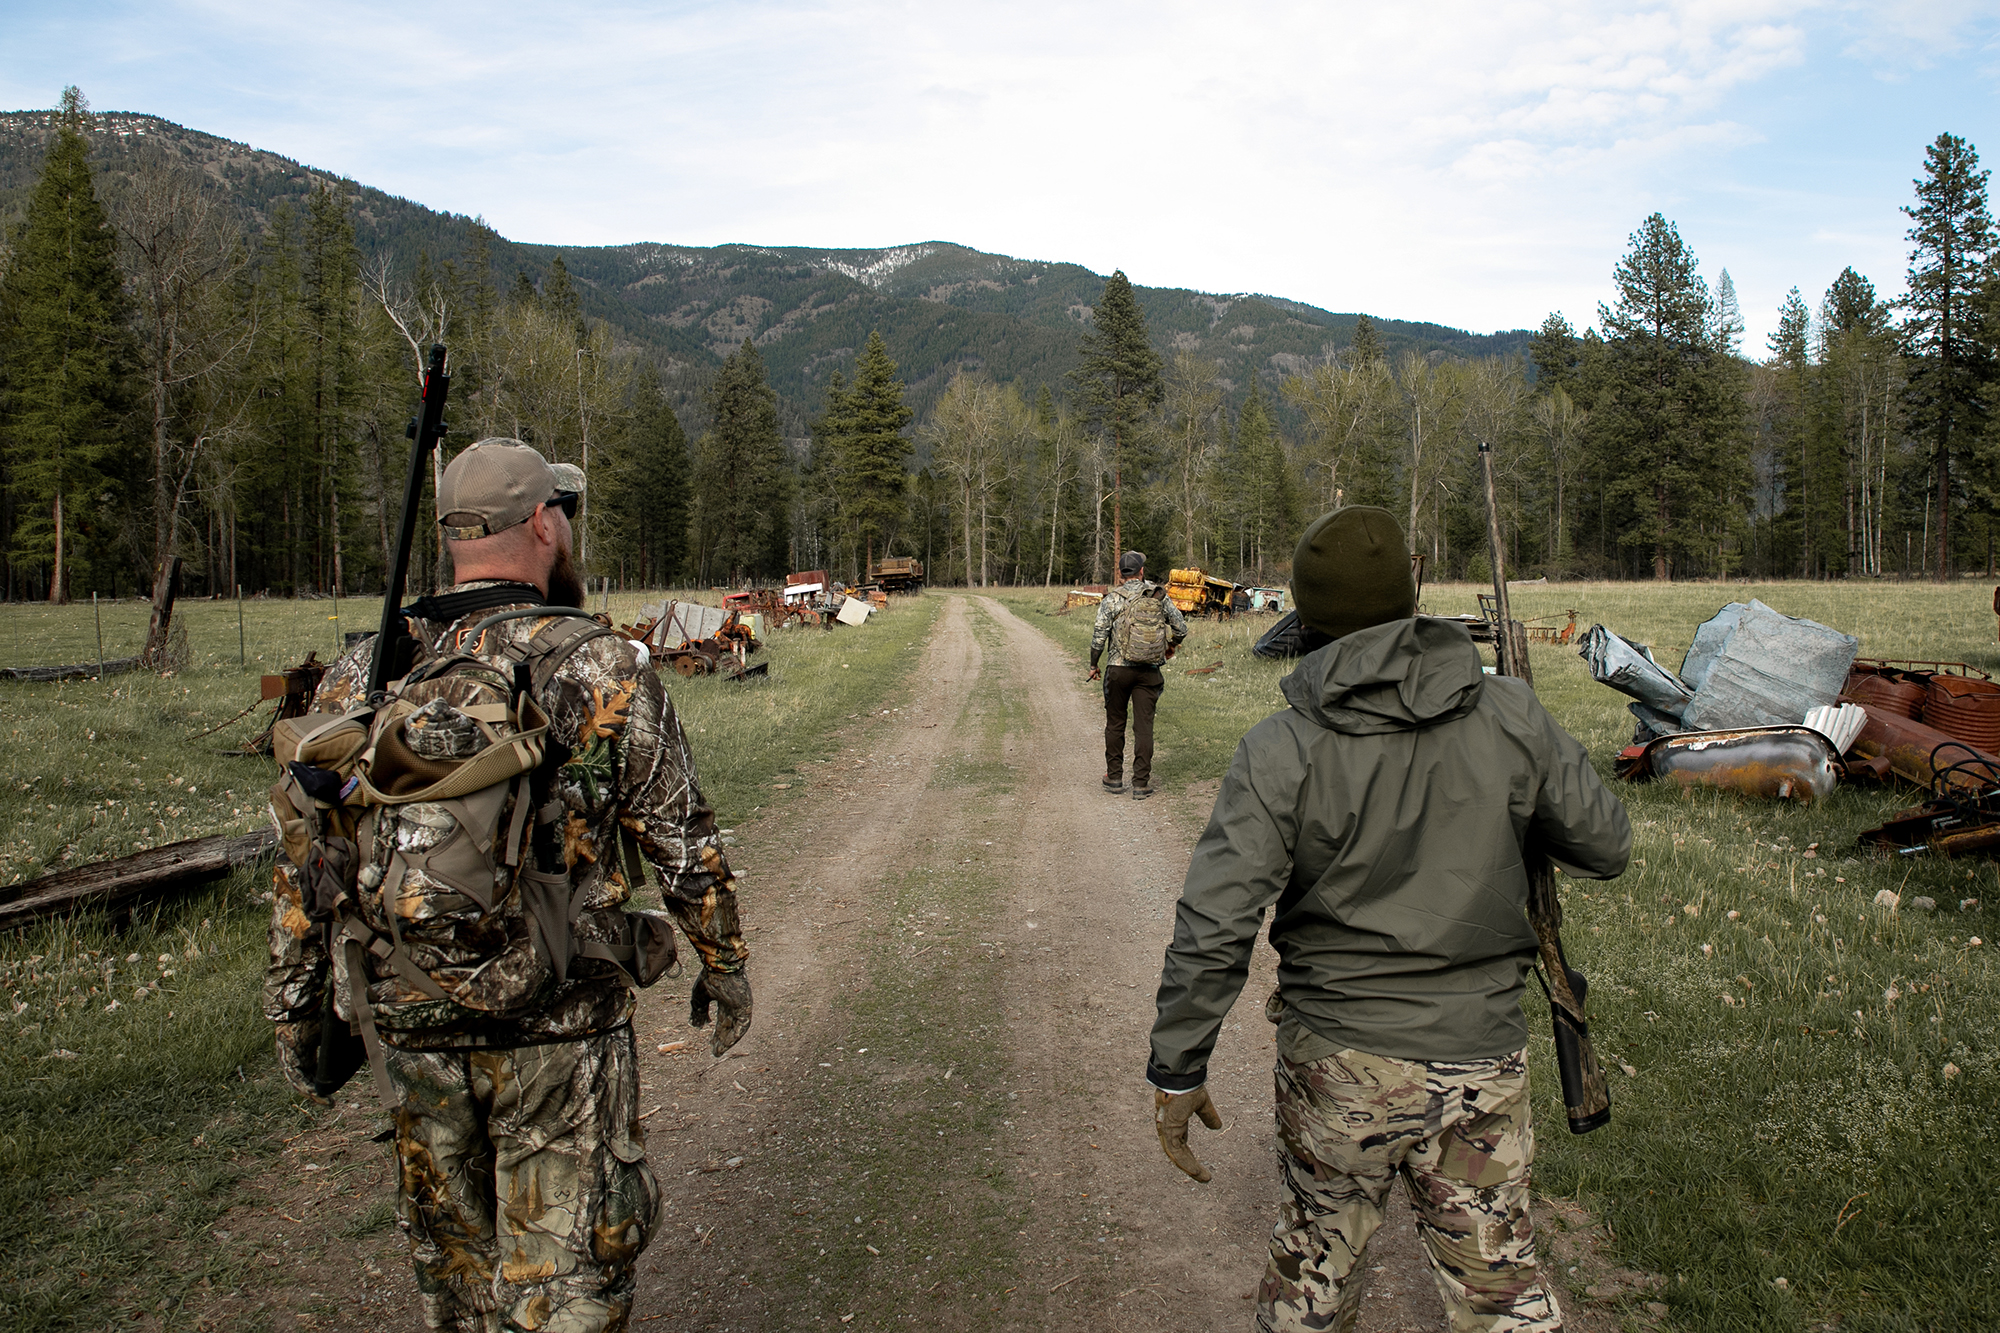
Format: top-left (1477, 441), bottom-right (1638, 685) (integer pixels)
top-left (1291, 506), bottom-right (1417, 639)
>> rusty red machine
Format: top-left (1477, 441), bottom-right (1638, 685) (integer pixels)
top-left (621, 602), bottom-right (767, 680)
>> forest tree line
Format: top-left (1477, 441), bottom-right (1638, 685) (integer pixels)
top-left (3, 90), bottom-right (1996, 601)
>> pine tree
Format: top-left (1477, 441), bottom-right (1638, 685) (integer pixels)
top-left (1901, 131), bottom-right (1993, 579)
top-left (1766, 287), bottom-right (1814, 573)
top-left (1348, 314), bottom-right (1382, 368)
top-left (1069, 270), bottom-right (1161, 574)
top-left (806, 370), bottom-right (853, 575)
top-left (1529, 313), bottom-right (1580, 393)
top-left (630, 370), bottom-right (692, 585)
top-left (1714, 270), bottom-right (1746, 355)
top-left (302, 183), bottom-right (363, 594)
top-left (0, 87), bottom-right (136, 601)
top-left (1596, 213), bottom-right (1749, 579)
top-left (1233, 378), bottom-right (1297, 577)
top-left (1816, 268), bottom-right (1899, 576)
top-left (544, 256), bottom-right (587, 345)
top-left (693, 339), bottom-right (791, 581)
top-left (838, 331), bottom-right (914, 575)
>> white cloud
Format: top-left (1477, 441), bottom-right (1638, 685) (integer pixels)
top-left (7, 0), bottom-right (1997, 344)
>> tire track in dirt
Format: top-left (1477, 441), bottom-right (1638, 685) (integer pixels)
top-left (630, 592), bottom-right (1293, 1330)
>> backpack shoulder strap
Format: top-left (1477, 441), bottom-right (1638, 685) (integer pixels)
top-left (523, 615), bottom-right (619, 694)
top-left (448, 606), bottom-right (617, 694)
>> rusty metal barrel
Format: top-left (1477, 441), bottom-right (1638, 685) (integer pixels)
top-left (1844, 670), bottom-right (1926, 719)
top-left (1926, 675), bottom-right (2000, 752)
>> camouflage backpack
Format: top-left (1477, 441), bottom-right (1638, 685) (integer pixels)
top-left (269, 608), bottom-right (675, 1102)
top-left (1114, 585), bottom-right (1173, 665)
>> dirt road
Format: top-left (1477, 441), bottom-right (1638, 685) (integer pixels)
top-left (631, 594), bottom-right (1489, 1331)
top-left (279, 593), bottom-right (1622, 1331)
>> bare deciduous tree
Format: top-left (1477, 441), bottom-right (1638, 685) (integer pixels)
top-left (118, 164), bottom-right (255, 576)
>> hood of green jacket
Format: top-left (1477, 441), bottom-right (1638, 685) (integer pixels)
top-left (1281, 617), bottom-right (1484, 735)
top-left (1148, 612), bottom-right (1631, 1083)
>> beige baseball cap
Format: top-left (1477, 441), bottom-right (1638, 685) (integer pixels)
top-left (437, 438), bottom-right (585, 540)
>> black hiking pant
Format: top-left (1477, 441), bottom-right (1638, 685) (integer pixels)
top-left (1103, 664), bottom-right (1165, 788)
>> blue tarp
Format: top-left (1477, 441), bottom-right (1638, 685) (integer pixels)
top-left (1582, 599), bottom-right (1860, 739)
top-left (1578, 624), bottom-right (1693, 714)
top-left (1679, 600), bottom-right (1858, 731)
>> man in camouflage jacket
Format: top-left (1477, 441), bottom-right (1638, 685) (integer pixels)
top-left (1088, 550), bottom-right (1188, 799)
top-left (264, 439), bottom-right (750, 1333)
top-left (1146, 508), bottom-right (1629, 1333)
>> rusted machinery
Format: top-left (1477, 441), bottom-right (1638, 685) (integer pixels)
top-left (622, 605), bottom-right (765, 679)
top-left (1845, 659), bottom-right (2000, 856)
top-left (1524, 610), bottom-right (1581, 644)
top-left (1165, 568), bottom-right (1238, 618)
top-left (1842, 660), bottom-right (2000, 791)
top-left (725, 587), bottom-right (823, 630)
top-left (868, 557), bottom-right (924, 593)
top-left (243, 652), bottom-right (331, 753)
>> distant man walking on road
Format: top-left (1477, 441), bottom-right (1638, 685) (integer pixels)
top-left (1089, 550), bottom-right (1188, 800)
top-left (1144, 507), bottom-right (1630, 1332)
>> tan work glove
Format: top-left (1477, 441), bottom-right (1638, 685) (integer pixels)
top-left (1154, 1086), bottom-right (1223, 1182)
top-left (690, 969), bottom-right (752, 1056)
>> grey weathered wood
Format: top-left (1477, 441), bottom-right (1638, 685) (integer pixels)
top-left (141, 555), bottom-right (183, 668)
top-left (0, 828), bottom-right (277, 928)
top-left (0, 655), bottom-right (143, 683)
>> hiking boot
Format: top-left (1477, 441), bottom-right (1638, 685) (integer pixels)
top-left (1102, 774), bottom-right (1125, 793)
top-left (1131, 785), bottom-right (1155, 800)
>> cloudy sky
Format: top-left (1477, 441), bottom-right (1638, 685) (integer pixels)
top-left (4, 1), bottom-right (1997, 348)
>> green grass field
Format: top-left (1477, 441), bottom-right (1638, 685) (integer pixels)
top-left (987, 578), bottom-right (1999, 1332)
top-left (5, 580), bottom-right (1997, 1330)
top-left (0, 589), bottom-right (942, 1331)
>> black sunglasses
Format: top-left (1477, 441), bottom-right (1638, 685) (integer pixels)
top-left (547, 492), bottom-right (579, 520)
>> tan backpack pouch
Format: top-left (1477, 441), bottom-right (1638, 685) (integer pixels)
top-left (275, 711), bottom-right (370, 769)
top-left (376, 783), bottom-right (515, 916)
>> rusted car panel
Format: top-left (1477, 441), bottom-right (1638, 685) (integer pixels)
top-left (1618, 726), bottom-right (1841, 802)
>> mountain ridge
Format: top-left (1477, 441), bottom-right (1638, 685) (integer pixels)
top-left (0, 109), bottom-right (1534, 430)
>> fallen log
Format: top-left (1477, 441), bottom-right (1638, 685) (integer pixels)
top-left (0, 828), bottom-right (277, 929)
top-left (0, 656), bottom-right (142, 682)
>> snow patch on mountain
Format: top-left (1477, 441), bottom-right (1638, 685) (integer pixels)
top-left (816, 244), bottom-right (938, 288)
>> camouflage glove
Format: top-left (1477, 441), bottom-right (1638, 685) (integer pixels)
top-left (1154, 1085), bottom-right (1223, 1182)
top-left (690, 969), bottom-right (752, 1056)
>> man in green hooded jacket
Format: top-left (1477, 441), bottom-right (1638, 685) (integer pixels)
top-left (1146, 507), bottom-right (1630, 1333)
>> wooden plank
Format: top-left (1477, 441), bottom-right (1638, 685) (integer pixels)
top-left (0, 829), bottom-right (277, 928)
top-left (0, 656), bottom-right (142, 683)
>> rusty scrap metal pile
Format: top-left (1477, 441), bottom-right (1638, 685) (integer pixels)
top-left (620, 599), bottom-right (769, 680)
top-left (619, 573), bottom-right (895, 681)
top-left (1581, 598), bottom-right (2000, 858)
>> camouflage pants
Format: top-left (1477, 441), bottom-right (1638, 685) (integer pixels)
top-left (382, 1026), bottom-right (660, 1333)
top-left (1257, 1047), bottom-right (1561, 1333)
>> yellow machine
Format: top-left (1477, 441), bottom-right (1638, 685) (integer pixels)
top-left (1166, 568), bottom-right (1238, 617)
